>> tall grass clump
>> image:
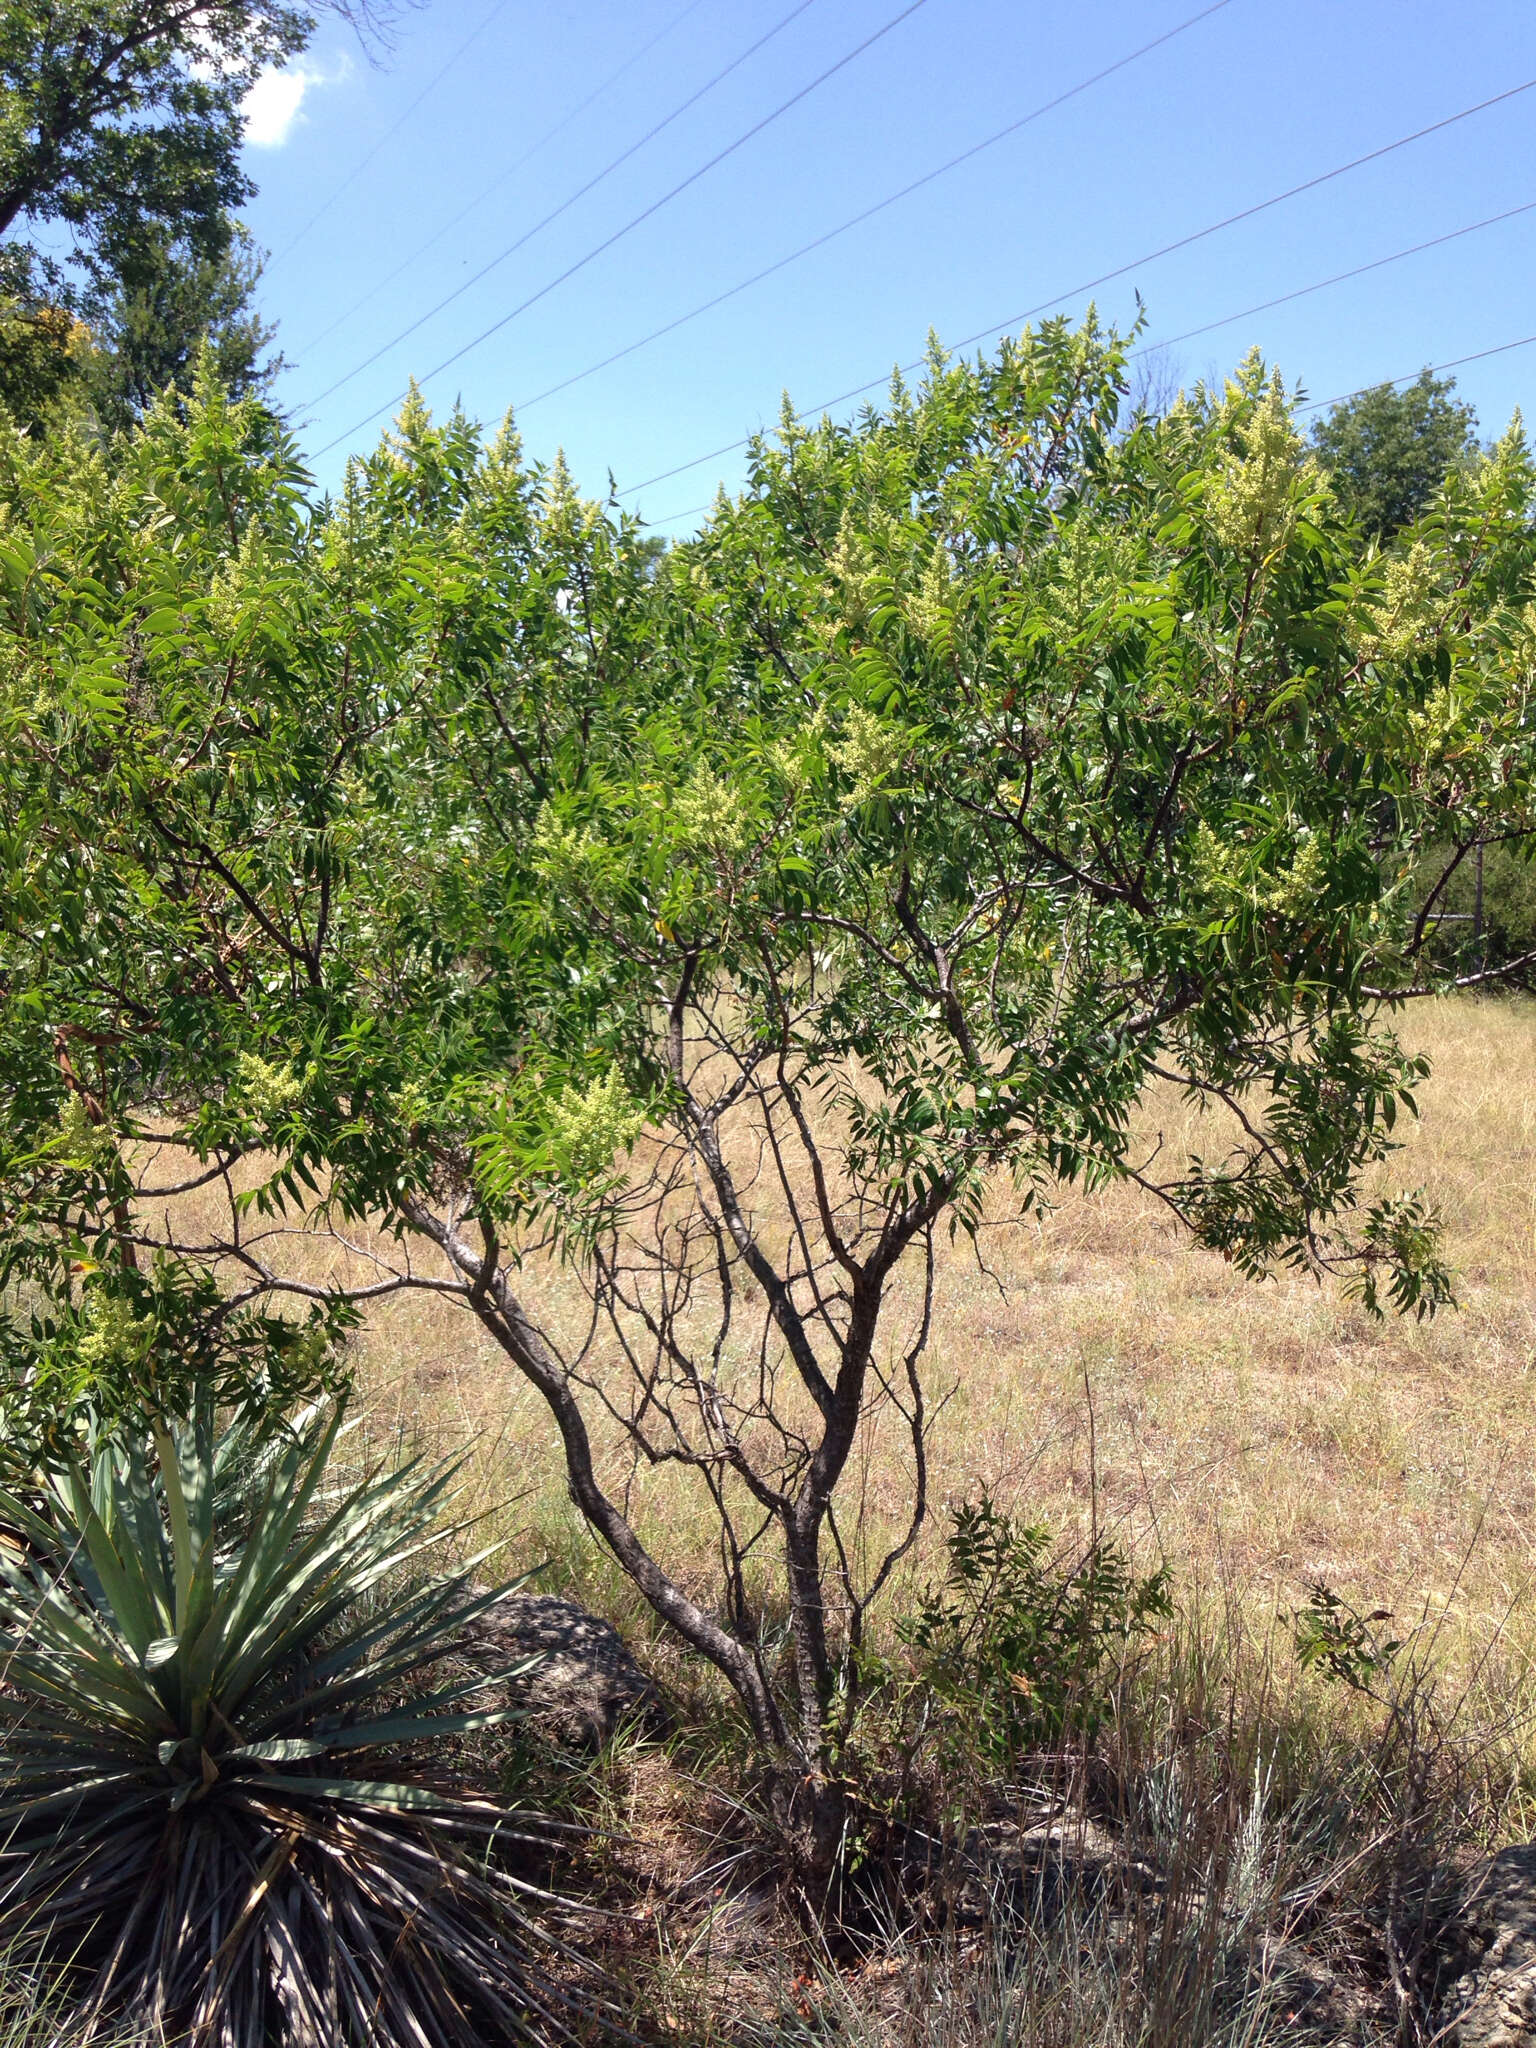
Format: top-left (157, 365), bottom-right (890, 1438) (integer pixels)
top-left (701, 1536), bottom-right (1533, 2045)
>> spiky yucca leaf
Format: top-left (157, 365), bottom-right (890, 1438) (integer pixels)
top-left (0, 1401), bottom-right (612, 2047)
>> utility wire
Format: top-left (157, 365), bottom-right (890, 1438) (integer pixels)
top-left (621, 73), bottom-right (1536, 498)
top-left (266, 0), bottom-right (514, 269)
top-left (646, 310), bottom-right (1536, 529)
top-left (515, 0), bottom-right (1235, 417)
top-left (1143, 198), bottom-right (1536, 362)
top-left (311, 0), bottom-right (934, 455)
top-left (1299, 331), bottom-right (1536, 415)
top-left (303, 0), bottom-right (828, 414)
top-left (291, 0), bottom-right (711, 358)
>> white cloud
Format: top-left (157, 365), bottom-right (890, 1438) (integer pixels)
top-left (242, 68), bottom-right (311, 147)
top-left (241, 54), bottom-right (350, 148)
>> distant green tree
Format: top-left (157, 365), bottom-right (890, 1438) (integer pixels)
top-left (0, 230), bottom-right (280, 433)
top-left (1311, 369), bottom-right (1480, 538)
top-left (88, 224), bottom-right (282, 426)
top-left (0, 3), bottom-right (304, 292)
top-left (1416, 836), bottom-right (1536, 975)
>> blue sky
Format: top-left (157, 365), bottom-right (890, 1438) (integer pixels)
top-left (241, 0), bottom-right (1536, 530)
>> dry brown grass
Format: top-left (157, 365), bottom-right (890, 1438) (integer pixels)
top-left (323, 996), bottom-right (1536, 1686)
top-left (108, 999), bottom-right (1536, 2040)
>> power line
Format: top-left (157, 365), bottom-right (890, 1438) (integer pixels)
top-left (645, 498), bottom-right (719, 525)
top-left (290, 0), bottom-right (711, 359)
top-left (1299, 331), bottom-right (1536, 415)
top-left (620, 73), bottom-right (1536, 499)
top-left (310, 0), bottom-right (934, 456)
top-left (302, 0), bottom-right (828, 414)
top-left (643, 331), bottom-right (1536, 532)
top-left (266, 0), bottom-right (514, 269)
top-left (515, 0), bottom-right (1236, 417)
top-left (644, 319), bottom-right (1536, 530)
top-left (1142, 198), bottom-right (1536, 362)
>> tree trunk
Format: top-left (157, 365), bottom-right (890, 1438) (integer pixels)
top-left (401, 1199), bottom-right (789, 1751)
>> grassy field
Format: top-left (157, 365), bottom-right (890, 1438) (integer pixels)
top-left (297, 994), bottom-right (1536, 2041)
top-left (55, 995), bottom-right (1536, 2041)
top-left (338, 995), bottom-right (1536, 1696)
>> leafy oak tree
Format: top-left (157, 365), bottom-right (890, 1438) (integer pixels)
top-left (0, 0), bottom-right (409, 251)
top-left (4, 330), bottom-right (1536, 1890)
top-left (0, 0), bottom-right (400, 425)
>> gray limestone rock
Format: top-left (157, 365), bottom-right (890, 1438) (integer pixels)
top-left (457, 1591), bottom-right (666, 1748)
top-left (1440, 1846), bottom-right (1536, 2046)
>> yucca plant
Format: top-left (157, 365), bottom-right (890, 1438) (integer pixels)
top-left (0, 1398), bottom-right (610, 2046)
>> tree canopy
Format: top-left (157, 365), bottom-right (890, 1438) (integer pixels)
top-left (1311, 367), bottom-right (1481, 539)
top-left (3, 326), bottom-right (1535, 1874)
top-left (0, 1), bottom-right (292, 262)
top-left (0, 0), bottom-right (398, 427)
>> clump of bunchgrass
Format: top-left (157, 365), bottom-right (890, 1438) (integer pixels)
top-left (661, 1546), bottom-right (1534, 2044)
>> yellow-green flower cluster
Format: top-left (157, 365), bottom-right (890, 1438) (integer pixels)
top-left (387, 382), bottom-right (434, 468)
top-left (539, 450), bottom-right (601, 547)
top-left (829, 703), bottom-right (907, 807)
top-left (1046, 522), bottom-right (1140, 639)
top-left (672, 763), bottom-right (752, 857)
top-left (278, 1321), bottom-right (335, 1382)
top-left (1404, 683), bottom-right (1470, 765)
top-left (54, 1094), bottom-right (116, 1168)
top-left (904, 542), bottom-right (954, 642)
top-left (204, 522), bottom-right (268, 642)
top-left (1473, 413), bottom-right (1528, 511)
top-left (1358, 542), bottom-right (1442, 664)
top-left (1192, 821), bottom-right (1327, 919)
top-left (1261, 832), bottom-right (1328, 919)
top-left (233, 1052), bottom-right (303, 1123)
top-left (1205, 369), bottom-right (1308, 558)
top-left (390, 1079), bottom-right (435, 1133)
top-left (75, 1291), bottom-right (155, 1377)
top-left (768, 705), bottom-right (830, 794)
top-left (823, 508), bottom-right (893, 635)
top-left (548, 1068), bottom-right (646, 1177)
top-left (532, 805), bottom-right (610, 892)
